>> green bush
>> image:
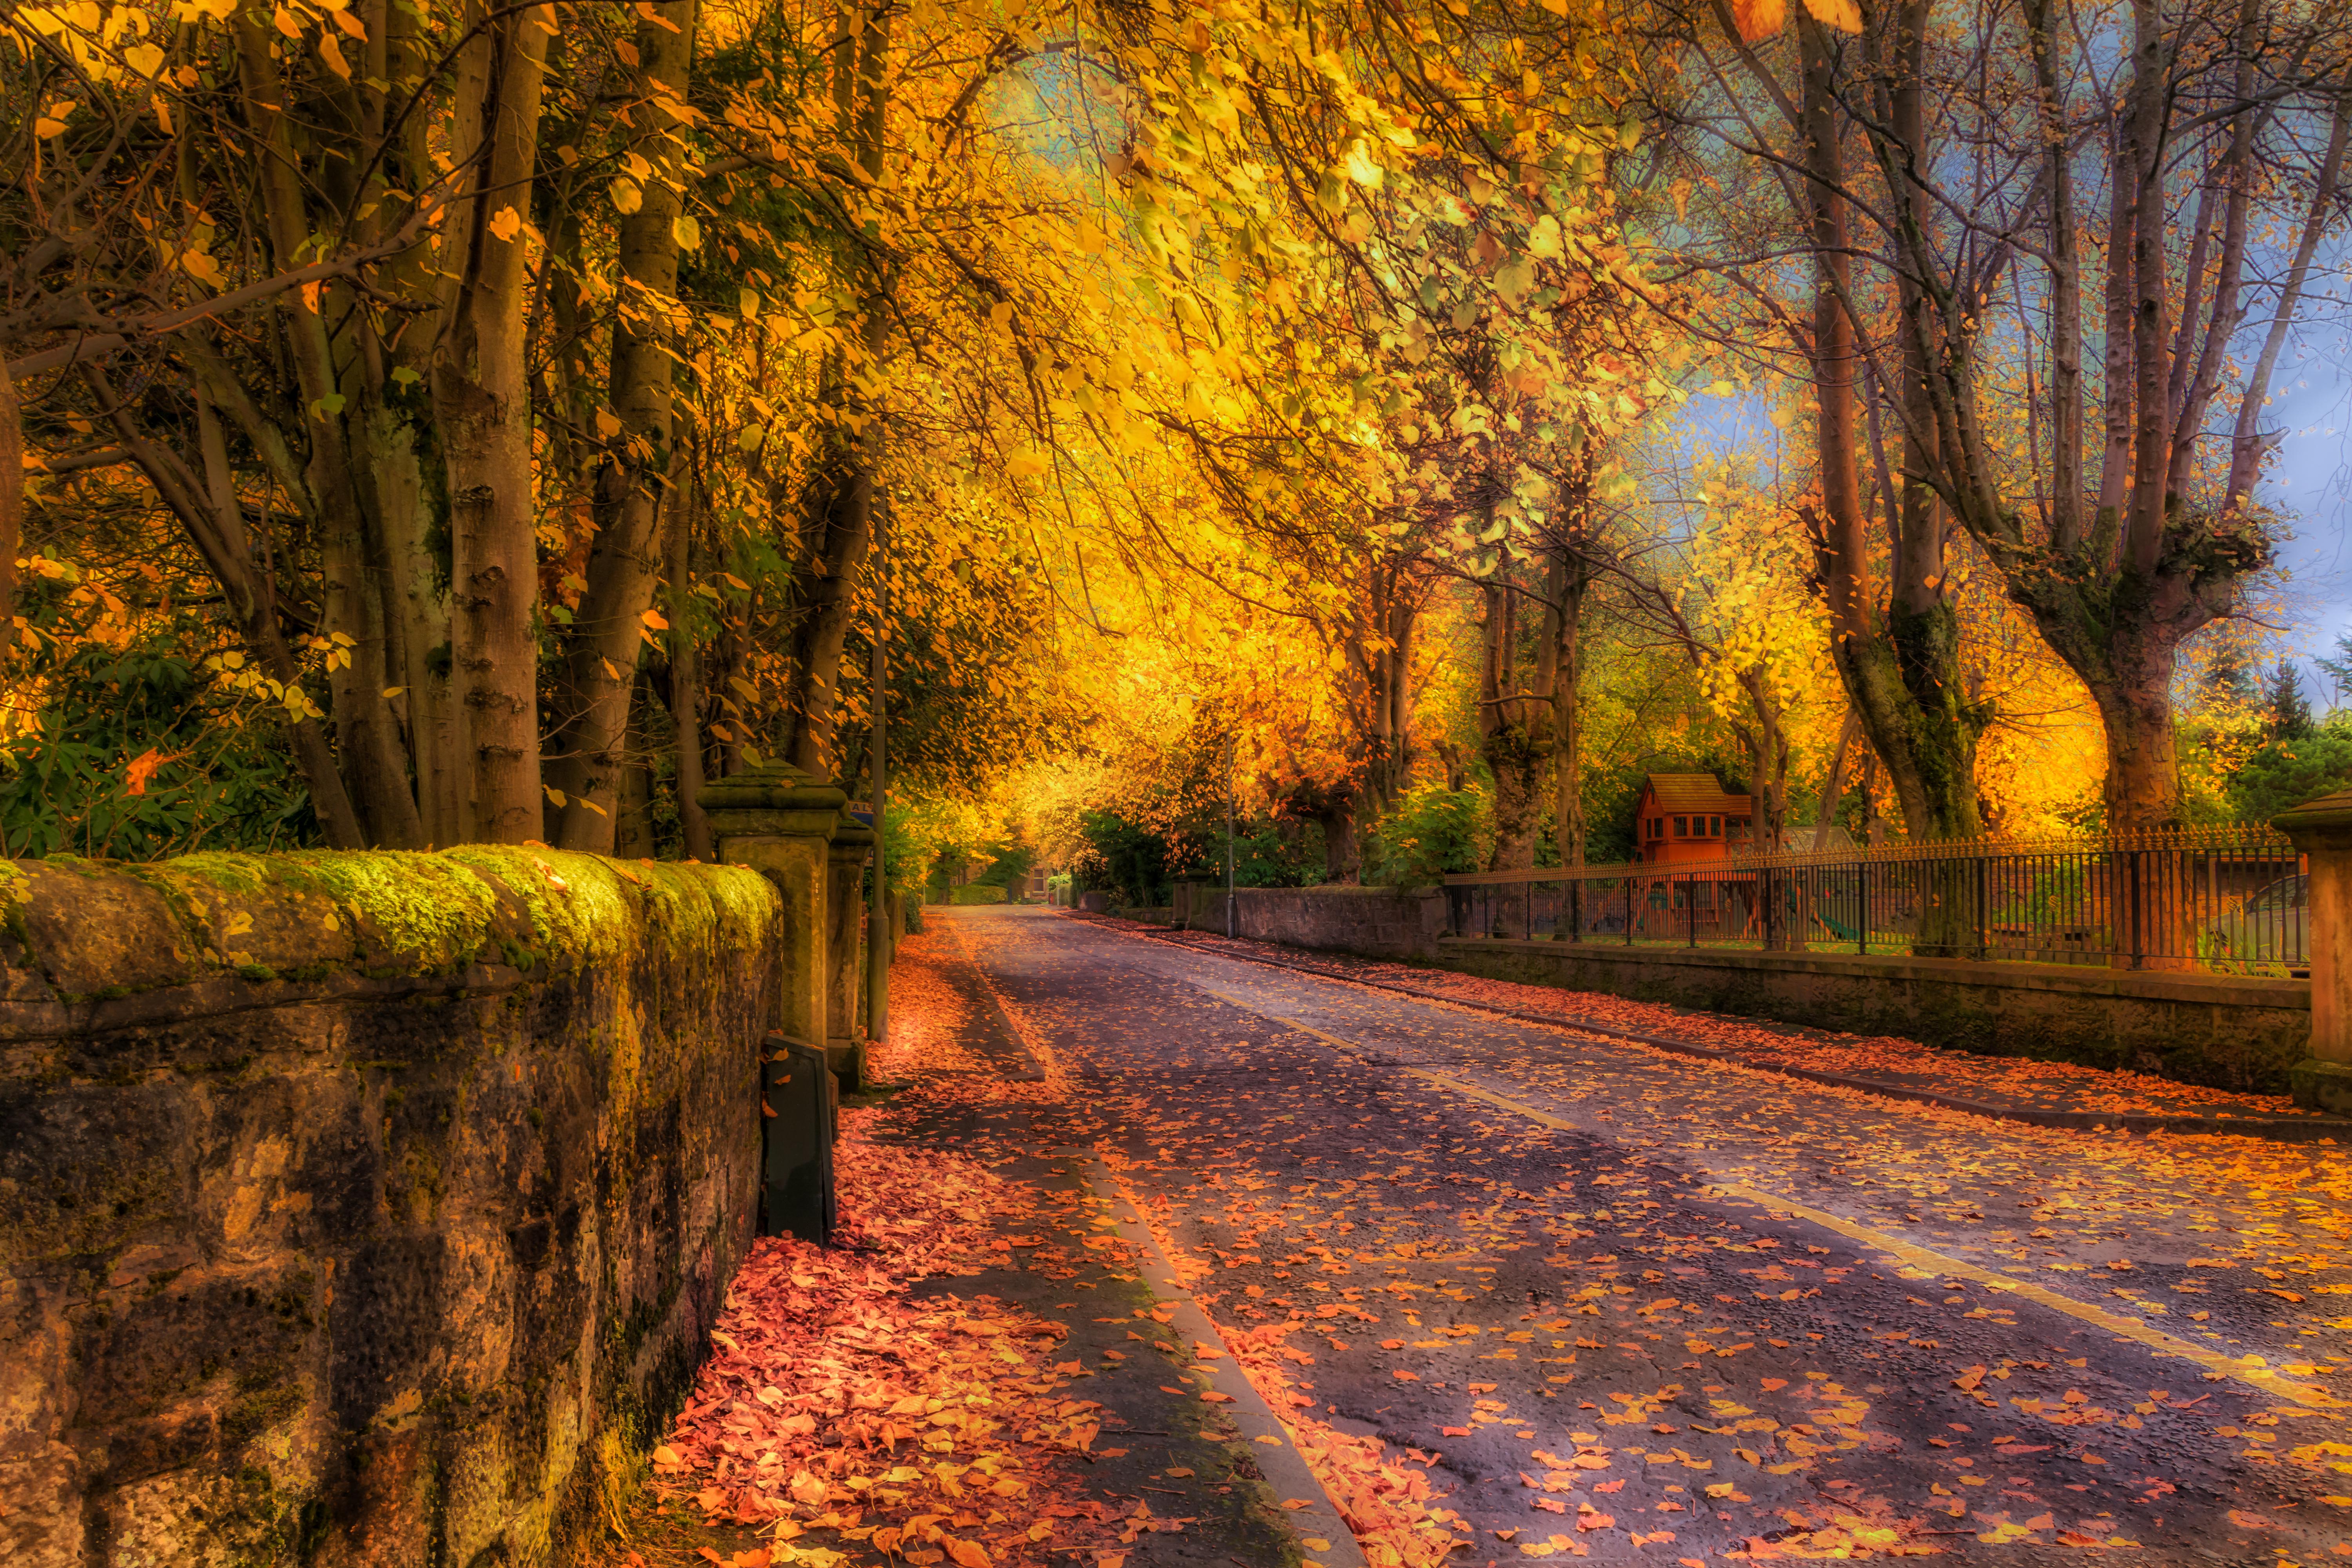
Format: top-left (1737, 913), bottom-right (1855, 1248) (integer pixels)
top-left (973, 842), bottom-right (1036, 892)
top-left (2227, 719), bottom-right (2352, 825)
top-left (948, 884), bottom-right (1008, 906)
top-left (1366, 782), bottom-right (1488, 884)
top-left (0, 640), bottom-right (319, 858)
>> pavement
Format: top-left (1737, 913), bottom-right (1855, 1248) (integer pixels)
top-left (911, 906), bottom-right (2352, 1566)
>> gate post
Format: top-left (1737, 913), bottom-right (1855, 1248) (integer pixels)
top-left (699, 759), bottom-right (847, 1049)
top-left (827, 809), bottom-right (876, 1092)
top-left (2276, 789), bottom-right (2352, 1115)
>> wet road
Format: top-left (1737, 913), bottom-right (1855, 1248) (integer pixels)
top-left (943, 908), bottom-right (2352, 1564)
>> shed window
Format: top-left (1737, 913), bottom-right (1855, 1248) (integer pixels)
top-left (1673, 815), bottom-right (1689, 837)
top-left (1709, 815), bottom-right (1722, 836)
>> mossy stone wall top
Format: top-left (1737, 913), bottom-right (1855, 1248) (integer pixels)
top-left (0, 847), bottom-right (778, 1024)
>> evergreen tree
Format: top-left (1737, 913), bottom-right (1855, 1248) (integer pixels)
top-left (2267, 659), bottom-right (2315, 741)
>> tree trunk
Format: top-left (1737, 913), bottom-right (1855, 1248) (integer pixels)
top-left (434, 0), bottom-right (552, 843)
top-left (2093, 620), bottom-right (2184, 834)
top-left (553, 0), bottom-right (701, 849)
top-left (786, 1), bottom-right (893, 780)
top-left (2023, 0), bottom-right (2087, 552)
top-left (1318, 798), bottom-right (1361, 884)
top-left (668, 472), bottom-right (714, 861)
top-left (232, 12), bottom-right (426, 849)
top-left (1803, 9), bottom-right (1985, 852)
top-left (1550, 552), bottom-right (1588, 868)
top-left (0, 359), bottom-right (20, 645)
top-left (1813, 709), bottom-right (1859, 841)
top-left (1479, 579), bottom-right (1550, 877)
top-left (1387, 582), bottom-right (1416, 800)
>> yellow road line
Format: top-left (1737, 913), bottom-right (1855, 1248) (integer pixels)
top-left (1707, 1185), bottom-right (2343, 1410)
top-left (1194, 982), bottom-right (2345, 1412)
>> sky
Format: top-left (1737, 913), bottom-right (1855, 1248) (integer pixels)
top-left (2261, 360), bottom-right (2352, 699)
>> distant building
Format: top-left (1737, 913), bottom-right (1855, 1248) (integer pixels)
top-left (1773, 824), bottom-right (1858, 855)
top-left (1634, 773), bottom-right (1753, 865)
top-left (1633, 774), bottom-right (1861, 865)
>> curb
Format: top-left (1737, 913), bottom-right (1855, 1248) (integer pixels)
top-left (1058, 1149), bottom-right (1369, 1568)
top-left (1062, 913), bottom-right (2352, 1145)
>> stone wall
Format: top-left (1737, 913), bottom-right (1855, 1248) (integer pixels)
top-left (0, 848), bottom-right (780, 1567)
top-left (1172, 884), bottom-right (1449, 961)
top-left (1433, 938), bottom-right (2310, 1092)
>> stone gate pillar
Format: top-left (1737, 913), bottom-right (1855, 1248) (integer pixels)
top-left (2275, 788), bottom-right (2352, 1115)
top-left (826, 810), bottom-right (875, 1084)
top-left (698, 760), bottom-right (845, 1046)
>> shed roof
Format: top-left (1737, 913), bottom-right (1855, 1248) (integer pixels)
top-left (1642, 773), bottom-right (1751, 813)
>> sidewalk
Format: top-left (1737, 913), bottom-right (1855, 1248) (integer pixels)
top-left (606, 925), bottom-right (1370, 1568)
top-left (1071, 914), bottom-right (2352, 1142)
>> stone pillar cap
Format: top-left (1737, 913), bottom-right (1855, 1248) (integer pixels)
top-left (2274, 789), bottom-right (2352, 844)
top-left (699, 758), bottom-right (849, 840)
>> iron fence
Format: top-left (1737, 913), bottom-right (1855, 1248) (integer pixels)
top-left (1441, 825), bottom-right (2308, 975)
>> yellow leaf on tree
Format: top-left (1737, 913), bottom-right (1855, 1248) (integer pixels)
top-left (489, 205), bottom-right (523, 243)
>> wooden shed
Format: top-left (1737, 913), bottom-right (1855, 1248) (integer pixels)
top-left (1634, 773), bottom-right (1753, 866)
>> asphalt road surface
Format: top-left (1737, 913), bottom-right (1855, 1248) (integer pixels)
top-left (935, 908), bottom-right (2352, 1566)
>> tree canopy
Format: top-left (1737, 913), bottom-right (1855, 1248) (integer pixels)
top-left (5, 0), bottom-right (2349, 872)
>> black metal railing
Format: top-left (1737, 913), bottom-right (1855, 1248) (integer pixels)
top-left (1440, 825), bottom-right (2308, 975)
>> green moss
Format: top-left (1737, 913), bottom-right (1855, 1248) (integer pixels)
top-left (12, 848), bottom-right (775, 1011)
top-left (270, 851), bottom-right (509, 972)
top-left (221, 1380), bottom-right (306, 1446)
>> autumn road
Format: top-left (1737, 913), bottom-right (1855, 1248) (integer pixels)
top-left (933, 907), bottom-right (2352, 1565)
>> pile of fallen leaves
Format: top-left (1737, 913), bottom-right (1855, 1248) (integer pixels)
top-left (1092, 917), bottom-right (2324, 1123)
top-left (651, 1125), bottom-right (1113, 1567)
top-left (1220, 1320), bottom-right (1472, 1568)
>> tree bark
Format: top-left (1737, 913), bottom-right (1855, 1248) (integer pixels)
top-left (2122, 0), bottom-right (2173, 577)
top-left (2024, 0), bottom-right (2086, 552)
top-left (232, 11), bottom-right (426, 848)
top-left (668, 472), bottom-right (714, 862)
top-left (1549, 550), bottom-right (1588, 868)
top-left (434, 0), bottom-right (552, 843)
top-left (1798, 9), bottom-right (1985, 851)
top-left (1813, 709), bottom-right (1859, 841)
top-left (785, 2), bottom-right (893, 780)
top-left (553, 0), bottom-right (702, 849)
top-left (0, 359), bottom-right (20, 646)
top-left (1479, 578), bottom-right (1550, 878)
